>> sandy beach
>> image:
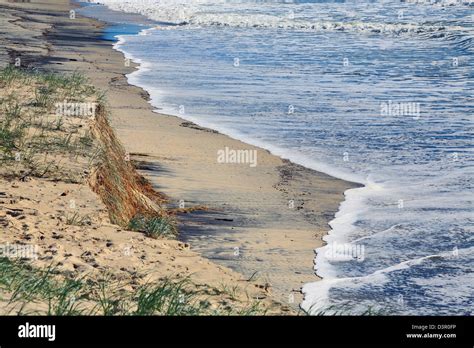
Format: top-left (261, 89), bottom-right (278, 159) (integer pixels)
top-left (0, 0), bottom-right (357, 313)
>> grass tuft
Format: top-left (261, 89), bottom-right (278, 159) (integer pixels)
top-left (0, 67), bottom-right (99, 180)
top-left (0, 65), bottom-right (25, 87)
top-left (65, 212), bottom-right (91, 226)
top-left (0, 258), bottom-right (265, 316)
top-left (128, 214), bottom-right (177, 239)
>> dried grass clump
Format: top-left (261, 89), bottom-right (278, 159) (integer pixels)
top-left (89, 104), bottom-right (171, 233)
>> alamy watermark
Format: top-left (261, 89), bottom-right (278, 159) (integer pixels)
top-left (0, 243), bottom-right (38, 260)
top-left (380, 100), bottom-right (421, 119)
top-left (55, 101), bottom-right (97, 118)
top-left (325, 242), bottom-right (365, 262)
top-left (217, 146), bottom-right (258, 168)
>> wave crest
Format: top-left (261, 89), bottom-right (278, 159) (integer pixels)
top-left (92, 0), bottom-right (471, 38)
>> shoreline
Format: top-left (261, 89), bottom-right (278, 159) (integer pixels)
top-left (90, 4), bottom-right (361, 304)
top-left (0, 0), bottom-right (358, 309)
top-left (112, 24), bottom-right (366, 186)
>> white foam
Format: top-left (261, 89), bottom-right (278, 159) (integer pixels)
top-left (301, 248), bottom-right (468, 314)
top-left (90, 0), bottom-right (468, 35)
top-left (404, 0), bottom-right (474, 5)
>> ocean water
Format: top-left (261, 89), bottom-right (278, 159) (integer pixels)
top-left (83, 0), bottom-right (473, 315)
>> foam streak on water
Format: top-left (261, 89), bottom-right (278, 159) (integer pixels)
top-left (85, 0), bottom-right (473, 315)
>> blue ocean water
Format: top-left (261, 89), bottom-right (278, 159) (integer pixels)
top-left (83, 0), bottom-right (473, 315)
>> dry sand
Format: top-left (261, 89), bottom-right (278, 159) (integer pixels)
top-left (0, 0), bottom-right (358, 310)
